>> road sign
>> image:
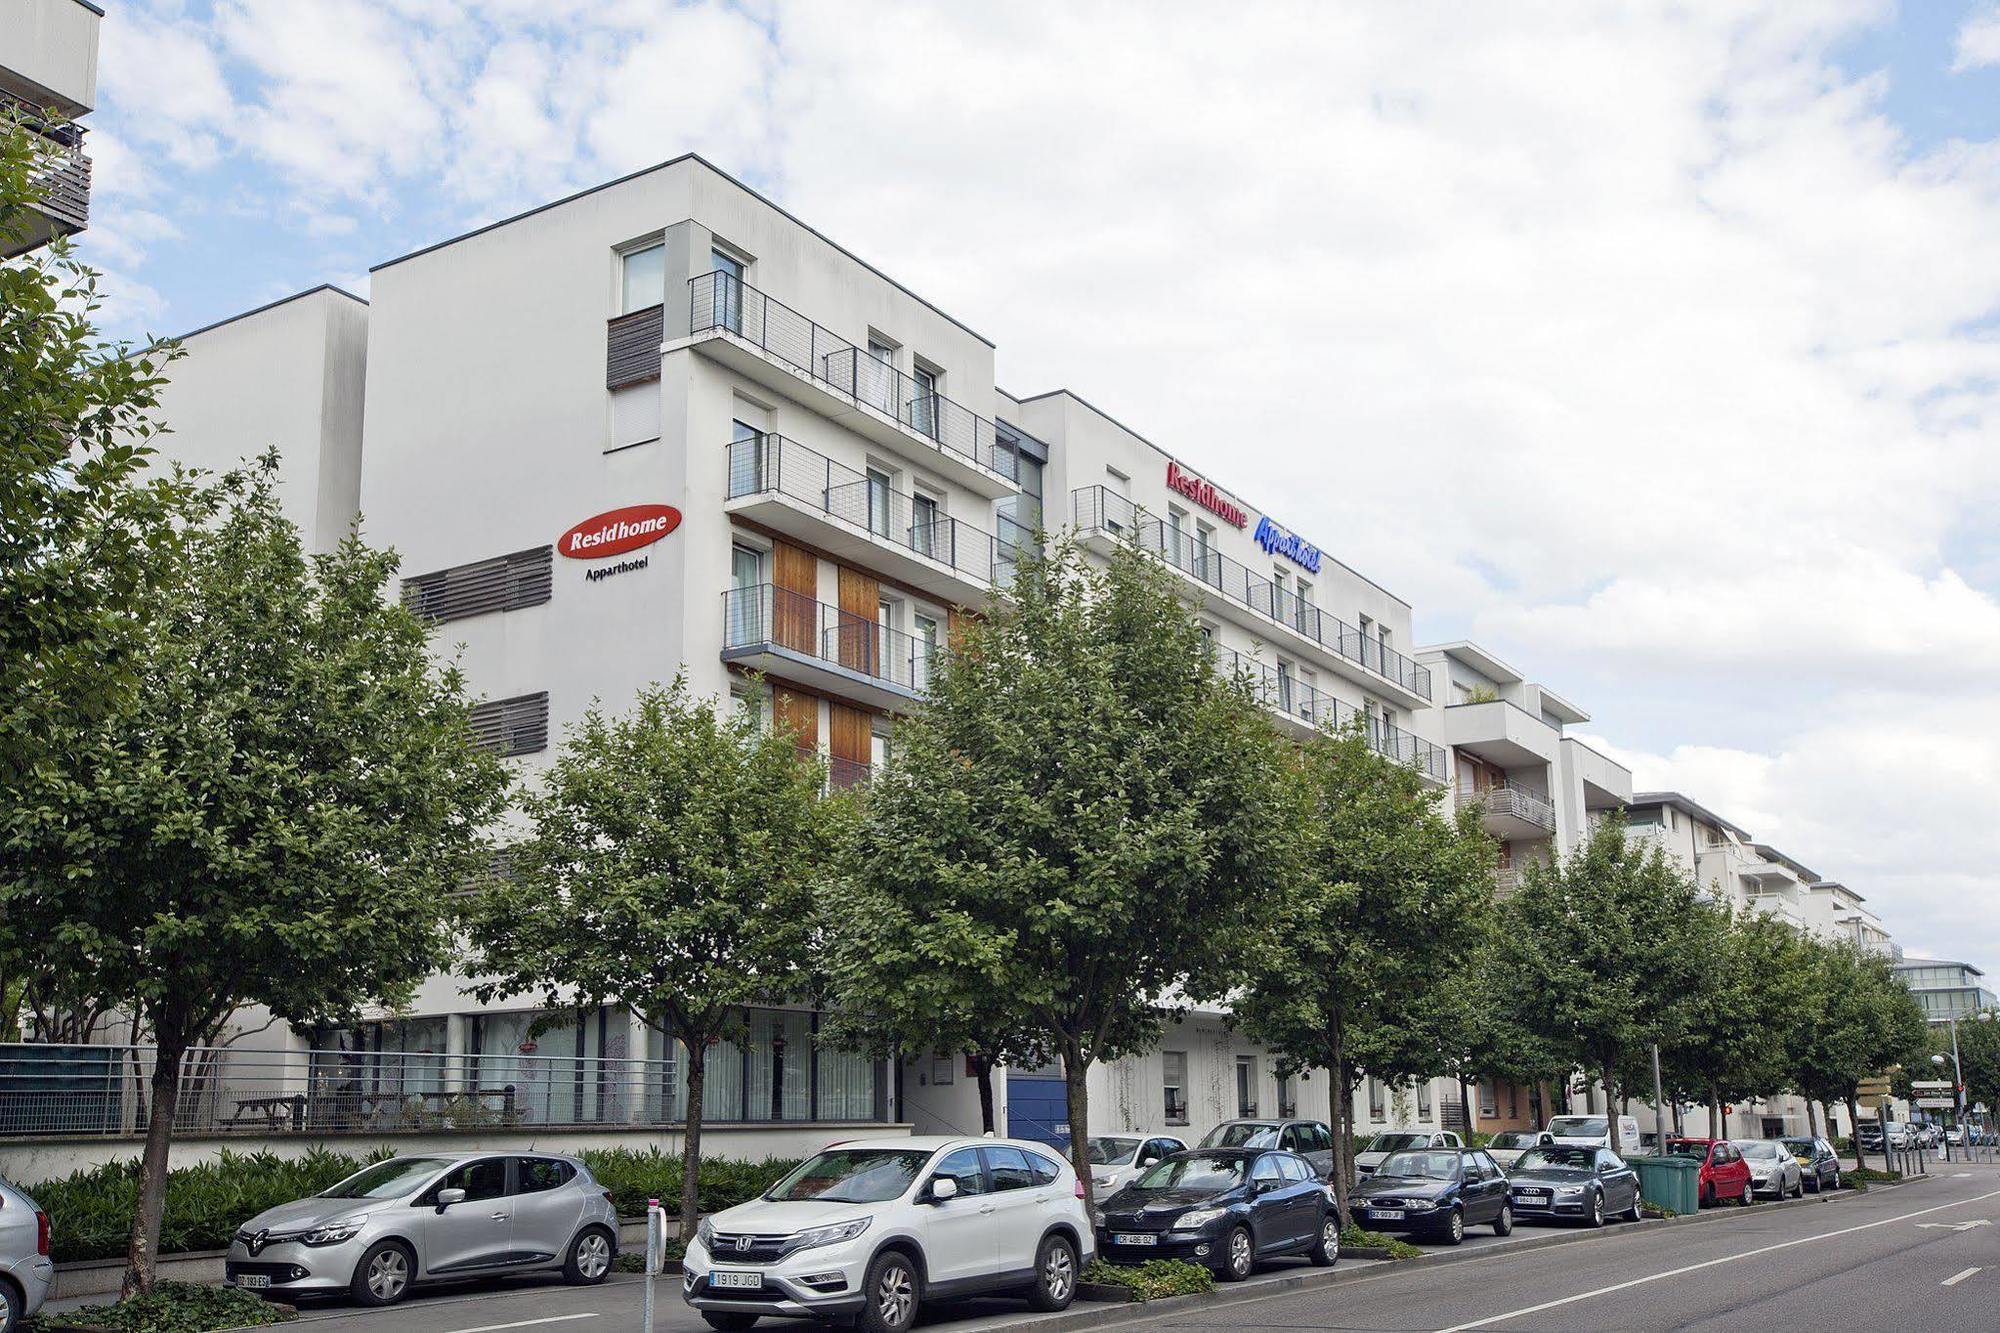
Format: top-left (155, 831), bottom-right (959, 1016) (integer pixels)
top-left (1917, 1097), bottom-right (1956, 1109)
top-left (1857, 1077), bottom-right (1892, 1098)
top-left (1913, 1080), bottom-right (1953, 1091)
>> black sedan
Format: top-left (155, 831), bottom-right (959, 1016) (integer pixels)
top-left (1349, 1147), bottom-right (1511, 1245)
top-left (1781, 1136), bottom-right (1842, 1193)
top-left (1505, 1145), bottom-right (1642, 1226)
top-left (1095, 1148), bottom-right (1338, 1281)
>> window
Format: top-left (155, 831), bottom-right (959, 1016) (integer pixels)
top-left (620, 242), bottom-right (665, 314)
top-left (1479, 1083), bottom-right (1498, 1118)
top-left (1250, 1154), bottom-right (1284, 1183)
top-left (1167, 505), bottom-right (1188, 565)
top-left (1163, 1052), bottom-right (1188, 1124)
top-left (867, 468), bottom-right (893, 537)
top-left (1300, 1122), bottom-right (1331, 1154)
top-left (438, 1158), bottom-right (509, 1203)
top-left (1026, 1153), bottom-right (1061, 1186)
top-left (1278, 1073), bottom-right (1297, 1118)
top-left (1236, 1057), bottom-right (1257, 1118)
top-left (914, 614), bottom-right (939, 690)
top-left (911, 364), bottom-right (939, 438)
top-left (1417, 1080), bottom-right (1433, 1120)
top-left (1277, 1155), bottom-right (1311, 1183)
top-left (983, 1145), bottom-right (1035, 1191)
top-left (610, 383), bottom-right (661, 450)
top-left (1195, 520), bottom-right (1216, 582)
top-left (928, 1053), bottom-right (953, 1086)
top-left (732, 543), bottom-right (765, 589)
top-left (933, 1147), bottom-right (988, 1194)
top-left (516, 1158), bottom-right (573, 1193)
top-left (730, 683), bottom-right (767, 733)
top-left (1295, 578), bottom-right (1315, 632)
top-left (711, 248), bottom-right (745, 333)
top-left (912, 491), bottom-right (940, 558)
top-left (1277, 659), bottom-right (1296, 715)
top-left (1368, 1078), bottom-right (1386, 1120)
top-left (871, 730), bottom-right (890, 773)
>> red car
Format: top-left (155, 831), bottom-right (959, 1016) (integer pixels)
top-left (1666, 1138), bottom-right (1753, 1207)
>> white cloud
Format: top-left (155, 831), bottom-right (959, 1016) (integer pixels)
top-left (1954, 5), bottom-right (2000, 72)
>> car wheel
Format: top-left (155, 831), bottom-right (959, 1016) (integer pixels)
top-left (563, 1226), bottom-right (614, 1285)
top-left (1587, 1191), bottom-right (1605, 1229)
top-left (702, 1316), bottom-right (760, 1332)
top-left (1442, 1208), bottom-right (1465, 1246)
top-left (1493, 1202), bottom-right (1513, 1237)
top-left (859, 1249), bottom-right (920, 1333)
top-left (1026, 1233), bottom-right (1077, 1312)
top-left (1737, 1181), bottom-right (1754, 1207)
top-left (1625, 1190), bottom-right (1644, 1222)
top-left (0, 1276), bottom-right (18, 1333)
top-left (350, 1240), bottom-right (414, 1307)
top-left (1308, 1215), bottom-right (1340, 1266)
top-left (1218, 1226), bottom-right (1255, 1281)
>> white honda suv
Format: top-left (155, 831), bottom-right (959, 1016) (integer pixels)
top-left (683, 1136), bottom-right (1093, 1332)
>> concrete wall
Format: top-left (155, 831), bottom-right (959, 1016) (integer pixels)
top-left (0, 0), bottom-right (99, 114)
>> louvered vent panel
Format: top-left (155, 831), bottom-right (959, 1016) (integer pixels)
top-left (607, 304), bottom-right (665, 389)
top-left (403, 546), bottom-right (552, 624)
top-left (467, 693), bottom-right (549, 757)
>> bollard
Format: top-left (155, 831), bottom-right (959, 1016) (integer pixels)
top-left (643, 1197), bottom-right (663, 1333)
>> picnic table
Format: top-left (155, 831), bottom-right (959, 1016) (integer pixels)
top-left (223, 1094), bottom-right (306, 1131)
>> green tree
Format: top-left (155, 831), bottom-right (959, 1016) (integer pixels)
top-left (828, 540), bottom-right (1298, 1204)
top-left (1789, 939), bottom-right (1930, 1170)
top-left (1487, 822), bottom-right (1706, 1158)
top-left (1935, 1011), bottom-right (2000, 1128)
top-left (1649, 907), bottom-right (1807, 1136)
top-left (1233, 722), bottom-right (1493, 1220)
top-left (461, 678), bottom-right (835, 1238)
top-left (0, 460), bottom-right (509, 1296)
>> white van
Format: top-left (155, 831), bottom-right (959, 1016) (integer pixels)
top-left (1546, 1114), bottom-right (1643, 1152)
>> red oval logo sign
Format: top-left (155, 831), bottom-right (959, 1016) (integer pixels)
top-left (558, 504), bottom-right (682, 559)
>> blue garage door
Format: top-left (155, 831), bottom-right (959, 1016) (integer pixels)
top-left (1006, 1073), bottom-right (1069, 1146)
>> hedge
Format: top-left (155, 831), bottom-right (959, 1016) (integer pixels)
top-left (24, 1281), bottom-right (292, 1330)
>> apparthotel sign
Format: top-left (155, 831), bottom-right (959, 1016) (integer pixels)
top-left (558, 504), bottom-right (682, 559)
top-left (1165, 461), bottom-right (1248, 528)
top-left (1254, 516), bottom-right (1323, 573)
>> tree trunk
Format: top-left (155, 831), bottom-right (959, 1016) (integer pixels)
top-left (1060, 1039), bottom-right (1094, 1209)
top-left (1845, 1095), bottom-right (1867, 1171)
top-left (1709, 1084), bottom-right (1721, 1139)
top-left (680, 1042), bottom-right (707, 1239)
top-left (1326, 1028), bottom-right (1352, 1227)
top-left (1604, 1071), bottom-right (1624, 1156)
top-left (121, 1039), bottom-right (185, 1299)
top-left (973, 1054), bottom-right (996, 1135)
top-left (1458, 1074), bottom-right (1472, 1139)
top-left (1807, 1101), bottom-right (1821, 1140)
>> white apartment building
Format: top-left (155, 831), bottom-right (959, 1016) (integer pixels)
top-left (0, 0), bottom-right (97, 256)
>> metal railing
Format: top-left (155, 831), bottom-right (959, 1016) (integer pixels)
top-left (1493, 868), bottom-right (1524, 895)
top-left (4, 97), bottom-right (90, 236)
top-left (1462, 781), bottom-right (1557, 833)
top-left (726, 435), bottom-right (1021, 588)
top-left (722, 584), bottom-right (930, 696)
top-left (691, 272), bottom-right (1012, 481)
top-left (1210, 645), bottom-right (1446, 780)
top-left (1073, 486), bottom-right (1432, 701)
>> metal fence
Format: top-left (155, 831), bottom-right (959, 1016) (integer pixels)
top-left (1073, 486), bottom-right (1432, 701)
top-left (691, 272), bottom-right (1011, 481)
top-left (1211, 644), bottom-right (1447, 780)
top-left (1464, 781), bottom-right (1558, 832)
top-left (721, 583), bottom-right (930, 696)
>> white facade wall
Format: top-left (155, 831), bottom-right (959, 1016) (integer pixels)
top-left (0, 0), bottom-right (99, 114)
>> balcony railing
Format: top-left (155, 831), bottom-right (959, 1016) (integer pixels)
top-left (1073, 486), bottom-right (1431, 701)
top-left (1460, 780), bottom-right (1557, 833)
top-left (690, 272), bottom-right (1011, 481)
top-left (722, 584), bottom-right (930, 696)
top-left (726, 434), bottom-right (1021, 588)
top-left (1211, 645), bottom-right (1446, 780)
top-left (2, 101), bottom-right (89, 253)
top-left (1493, 868), bottom-right (1524, 896)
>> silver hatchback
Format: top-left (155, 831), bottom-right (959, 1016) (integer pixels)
top-left (0, 1175), bottom-right (55, 1332)
top-left (225, 1153), bottom-right (619, 1307)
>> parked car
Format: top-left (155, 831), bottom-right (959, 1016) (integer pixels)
top-left (1546, 1115), bottom-right (1643, 1153)
top-left (1485, 1130), bottom-right (1554, 1171)
top-left (225, 1153), bottom-right (618, 1308)
top-left (1353, 1129), bottom-right (1464, 1178)
top-left (1095, 1147), bottom-right (1337, 1282)
top-left (1349, 1147), bottom-right (1512, 1245)
top-left (1734, 1140), bottom-right (1803, 1199)
top-left (1664, 1138), bottom-right (1753, 1208)
top-left (1198, 1119), bottom-right (1336, 1178)
top-left (684, 1137), bottom-right (1091, 1331)
top-left (0, 1176), bottom-right (54, 1333)
top-left (1856, 1120), bottom-right (1911, 1151)
top-left (1505, 1145), bottom-right (1642, 1227)
top-left (1073, 1133), bottom-right (1189, 1195)
top-left (1781, 1136), bottom-right (1841, 1193)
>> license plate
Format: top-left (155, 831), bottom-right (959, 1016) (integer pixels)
top-left (1113, 1233), bottom-right (1158, 1247)
top-left (1516, 1190), bottom-right (1548, 1198)
top-left (233, 1274), bottom-right (271, 1289)
top-left (710, 1270), bottom-right (762, 1290)
top-left (1370, 1209), bottom-right (1405, 1221)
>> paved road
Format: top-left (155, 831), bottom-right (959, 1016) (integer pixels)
top-left (210, 1165), bottom-right (2000, 1331)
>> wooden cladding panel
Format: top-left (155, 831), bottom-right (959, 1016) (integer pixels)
top-left (772, 541), bottom-right (818, 654)
top-left (828, 702), bottom-right (872, 770)
top-left (774, 688), bottom-right (818, 751)
top-left (836, 567), bottom-right (881, 673)
top-left (606, 305), bottom-right (664, 389)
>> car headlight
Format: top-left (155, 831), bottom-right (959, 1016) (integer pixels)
top-left (1404, 1199), bottom-right (1437, 1212)
top-left (301, 1218), bottom-right (367, 1246)
top-left (1172, 1207), bottom-right (1227, 1230)
top-left (695, 1218), bottom-right (715, 1251)
top-left (1555, 1186), bottom-right (1586, 1197)
top-left (793, 1217), bottom-right (871, 1250)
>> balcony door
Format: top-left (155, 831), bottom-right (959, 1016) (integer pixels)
top-left (711, 248), bottom-right (746, 334)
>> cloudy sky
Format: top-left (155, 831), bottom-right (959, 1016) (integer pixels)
top-left (77, 0), bottom-right (2000, 972)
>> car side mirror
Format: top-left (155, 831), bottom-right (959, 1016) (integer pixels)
top-left (930, 1176), bottom-right (959, 1203)
top-left (1140, 1156), bottom-right (1159, 1168)
top-left (436, 1187), bottom-right (466, 1210)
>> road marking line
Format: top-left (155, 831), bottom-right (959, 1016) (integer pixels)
top-left (1943, 1266), bottom-right (1982, 1287)
top-left (1433, 1187), bottom-right (2000, 1331)
top-left (444, 1316), bottom-right (600, 1333)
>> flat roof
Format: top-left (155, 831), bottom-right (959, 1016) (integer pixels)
top-left (1894, 959), bottom-right (1987, 978)
top-left (1418, 640), bottom-right (1524, 685)
top-left (1013, 387), bottom-right (1413, 611)
top-left (1630, 790), bottom-right (1754, 842)
top-left (368, 154), bottom-right (995, 348)
top-left (172, 283), bottom-right (366, 344)
top-left (1750, 843), bottom-right (1821, 884)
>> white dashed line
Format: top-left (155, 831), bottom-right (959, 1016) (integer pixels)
top-left (1943, 1266), bottom-right (1982, 1287)
top-left (444, 1315), bottom-right (600, 1333)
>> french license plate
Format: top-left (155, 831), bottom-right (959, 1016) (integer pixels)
top-left (710, 1269), bottom-right (763, 1290)
top-left (233, 1274), bottom-right (271, 1289)
top-left (1516, 1189), bottom-right (1548, 1198)
top-left (1113, 1233), bottom-right (1158, 1247)
top-left (1371, 1209), bottom-right (1405, 1221)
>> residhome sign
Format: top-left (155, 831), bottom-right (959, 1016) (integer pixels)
top-left (558, 504), bottom-right (682, 559)
top-left (1165, 461), bottom-right (1248, 528)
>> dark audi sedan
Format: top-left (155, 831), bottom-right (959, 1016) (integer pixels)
top-left (1506, 1145), bottom-right (1642, 1227)
top-left (1350, 1147), bottom-right (1511, 1245)
top-left (1095, 1148), bottom-right (1338, 1281)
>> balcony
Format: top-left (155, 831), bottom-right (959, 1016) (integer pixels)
top-left (1073, 486), bottom-right (1432, 706)
top-left (1444, 699), bottom-right (1560, 768)
top-left (1493, 868), bottom-right (1523, 897)
top-left (2, 107), bottom-right (89, 258)
top-left (725, 434), bottom-right (1021, 605)
top-left (1212, 645), bottom-right (1446, 781)
top-left (1461, 780), bottom-right (1557, 841)
top-left (686, 272), bottom-right (1019, 498)
top-left (722, 584), bottom-right (930, 712)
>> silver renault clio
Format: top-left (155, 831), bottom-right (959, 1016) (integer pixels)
top-left (225, 1152), bottom-right (619, 1307)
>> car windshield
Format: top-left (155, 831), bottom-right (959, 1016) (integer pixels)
top-left (1134, 1154), bottom-right (1244, 1191)
top-left (1548, 1117), bottom-right (1607, 1138)
top-left (765, 1148), bottom-right (934, 1203)
top-left (321, 1157), bottom-right (454, 1199)
top-left (1490, 1132), bottom-right (1538, 1149)
top-left (1369, 1133), bottom-right (1430, 1152)
top-left (1084, 1137), bottom-right (1141, 1166)
top-left (1516, 1147), bottom-right (1597, 1171)
top-left (1378, 1151), bottom-right (1460, 1180)
top-left (1737, 1141), bottom-right (1781, 1160)
top-left (1665, 1141), bottom-right (1710, 1159)
top-left (1781, 1139), bottom-right (1815, 1155)
top-left (1202, 1123), bottom-right (1279, 1149)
